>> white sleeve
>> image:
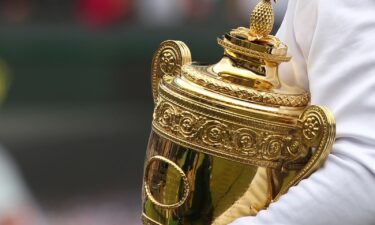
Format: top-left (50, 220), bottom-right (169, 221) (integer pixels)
top-left (230, 0), bottom-right (375, 224)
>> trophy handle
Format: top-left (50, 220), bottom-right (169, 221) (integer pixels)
top-left (277, 105), bottom-right (336, 199)
top-left (151, 40), bottom-right (192, 104)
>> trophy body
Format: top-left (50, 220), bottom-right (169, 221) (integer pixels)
top-left (142, 1), bottom-right (336, 225)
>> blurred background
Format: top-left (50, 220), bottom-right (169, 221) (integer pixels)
top-left (0, 0), bottom-right (288, 224)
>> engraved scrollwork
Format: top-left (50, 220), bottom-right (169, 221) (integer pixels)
top-left (233, 128), bottom-right (257, 156)
top-left (302, 114), bottom-right (322, 143)
top-left (151, 41), bottom-right (192, 104)
top-left (155, 102), bottom-right (177, 128)
top-left (261, 135), bottom-right (284, 161)
top-left (201, 121), bottom-right (230, 148)
top-left (178, 112), bottom-right (201, 138)
top-left (160, 49), bottom-right (178, 76)
top-left (152, 98), bottom-right (312, 168)
top-left (286, 138), bottom-right (304, 159)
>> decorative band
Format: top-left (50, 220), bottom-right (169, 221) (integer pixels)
top-left (153, 92), bottom-right (309, 168)
top-left (218, 38), bottom-right (291, 63)
top-left (181, 65), bottom-right (310, 108)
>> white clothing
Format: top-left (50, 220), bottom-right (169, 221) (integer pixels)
top-left (231, 0), bottom-right (375, 224)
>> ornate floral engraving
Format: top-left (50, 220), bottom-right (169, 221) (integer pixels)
top-left (153, 99), bottom-right (308, 168)
top-left (261, 135), bottom-right (284, 161)
top-left (287, 139), bottom-right (304, 157)
top-left (302, 115), bottom-right (321, 141)
top-left (160, 49), bottom-right (178, 76)
top-left (178, 112), bottom-right (200, 138)
top-left (233, 128), bottom-right (257, 156)
top-left (156, 102), bottom-right (177, 128)
top-left (151, 40), bottom-right (192, 104)
top-left (201, 121), bottom-right (230, 147)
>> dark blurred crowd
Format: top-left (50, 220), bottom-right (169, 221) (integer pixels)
top-left (0, 0), bottom-right (270, 28)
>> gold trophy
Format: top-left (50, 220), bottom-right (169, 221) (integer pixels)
top-left (142, 1), bottom-right (336, 224)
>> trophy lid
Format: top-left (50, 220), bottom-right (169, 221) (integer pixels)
top-left (152, 0), bottom-right (310, 121)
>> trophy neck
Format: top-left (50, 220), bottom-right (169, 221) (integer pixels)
top-left (215, 0), bottom-right (290, 93)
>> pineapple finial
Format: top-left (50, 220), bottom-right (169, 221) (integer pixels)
top-left (249, 0), bottom-right (276, 38)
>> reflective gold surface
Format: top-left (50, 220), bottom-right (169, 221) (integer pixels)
top-left (143, 131), bottom-right (274, 225)
top-left (142, 1), bottom-right (336, 224)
